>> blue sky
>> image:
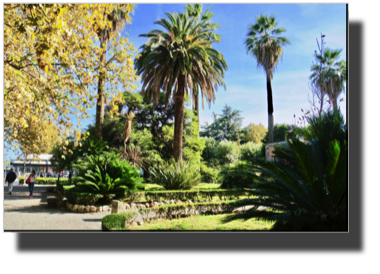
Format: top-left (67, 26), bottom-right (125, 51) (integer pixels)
top-left (4, 3), bottom-right (347, 161)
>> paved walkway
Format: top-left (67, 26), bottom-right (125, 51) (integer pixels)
top-left (3, 185), bottom-right (111, 230)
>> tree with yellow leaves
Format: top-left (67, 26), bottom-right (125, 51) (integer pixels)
top-left (4, 4), bottom-right (139, 154)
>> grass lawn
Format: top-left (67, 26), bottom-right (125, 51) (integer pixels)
top-left (128, 213), bottom-right (273, 231)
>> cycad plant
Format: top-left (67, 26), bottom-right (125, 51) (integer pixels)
top-left (223, 109), bottom-right (347, 231)
top-left (149, 159), bottom-right (201, 190)
top-left (79, 137), bottom-right (108, 157)
top-left (73, 152), bottom-right (143, 203)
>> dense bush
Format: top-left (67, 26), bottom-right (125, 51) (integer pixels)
top-left (149, 160), bottom-right (201, 190)
top-left (240, 142), bottom-right (262, 161)
top-left (201, 137), bottom-right (219, 166)
top-left (102, 212), bottom-right (139, 230)
top-left (216, 140), bottom-right (239, 166)
top-left (64, 187), bottom-right (104, 205)
top-left (200, 162), bottom-right (221, 184)
top-left (73, 152), bottom-right (143, 204)
top-left (220, 162), bottom-right (255, 189)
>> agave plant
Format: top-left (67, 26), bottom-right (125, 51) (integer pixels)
top-left (73, 152), bottom-right (143, 203)
top-left (223, 109), bottom-right (347, 231)
top-left (149, 159), bottom-right (201, 190)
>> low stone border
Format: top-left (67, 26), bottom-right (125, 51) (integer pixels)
top-left (56, 190), bottom-right (111, 213)
top-left (111, 200), bottom-right (261, 227)
top-left (66, 203), bottom-right (111, 213)
top-left (59, 190), bottom-right (229, 214)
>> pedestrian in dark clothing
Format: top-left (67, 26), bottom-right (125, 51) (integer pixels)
top-left (5, 168), bottom-right (17, 195)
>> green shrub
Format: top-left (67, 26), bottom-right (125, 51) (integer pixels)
top-left (150, 159), bottom-right (201, 190)
top-left (240, 142), bottom-right (262, 161)
top-left (102, 212), bottom-right (138, 230)
top-left (201, 137), bottom-right (219, 166)
top-left (56, 179), bottom-right (72, 193)
top-left (200, 162), bottom-right (221, 184)
top-left (64, 186), bottom-right (104, 205)
top-left (220, 162), bottom-right (255, 189)
top-left (73, 152), bottom-right (143, 204)
top-left (216, 140), bottom-right (239, 166)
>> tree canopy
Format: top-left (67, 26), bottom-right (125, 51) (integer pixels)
top-left (4, 4), bottom-right (138, 155)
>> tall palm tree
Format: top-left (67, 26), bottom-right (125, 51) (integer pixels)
top-left (94, 5), bottom-right (135, 140)
top-left (245, 15), bottom-right (290, 143)
top-left (185, 4), bottom-right (220, 127)
top-left (135, 10), bottom-right (227, 162)
top-left (310, 48), bottom-right (346, 109)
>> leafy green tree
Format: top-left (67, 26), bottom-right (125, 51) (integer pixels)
top-left (223, 109), bottom-right (347, 231)
top-left (245, 15), bottom-right (290, 143)
top-left (51, 138), bottom-right (80, 183)
top-left (200, 105), bottom-right (244, 142)
top-left (243, 123), bottom-right (267, 144)
top-left (135, 8), bottom-right (227, 162)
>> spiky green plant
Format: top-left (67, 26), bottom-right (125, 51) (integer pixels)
top-left (223, 109), bottom-right (347, 231)
top-left (150, 159), bottom-right (201, 190)
top-left (122, 146), bottom-right (147, 171)
top-left (73, 152), bottom-right (143, 203)
top-left (80, 138), bottom-right (108, 156)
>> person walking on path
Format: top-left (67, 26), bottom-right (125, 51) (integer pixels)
top-left (5, 167), bottom-right (17, 195)
top-left (26, 170), bottom-right (36, 198)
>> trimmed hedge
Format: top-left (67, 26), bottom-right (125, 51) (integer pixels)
top-left (144, 189), bottom-right (251, 202)
top-left (102, 200), bottom-right (244, 230)
top-left (102, 212), bottom-right (138, 230)
top-left (138, 200), bottom-right (241, 221)
top-left (19, 176), bottom-right (68, 185)
top-left (63, 185), bottom-right (105, 205)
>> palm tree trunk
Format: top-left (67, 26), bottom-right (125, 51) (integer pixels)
top-left (95, 39), bottom-right (107, 140)
top-left (193, 90), bottom-right (200, 170)
top-left (266, 70), bottom-right (274, 143)
top-left (174, 76), bottom-right (186, 162)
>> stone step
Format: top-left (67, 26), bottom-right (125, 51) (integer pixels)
top-left (47, 196), bottom-right (60, 205)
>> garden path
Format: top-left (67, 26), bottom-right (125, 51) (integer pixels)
top-left (3, 185), bottom-right (110, 230)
